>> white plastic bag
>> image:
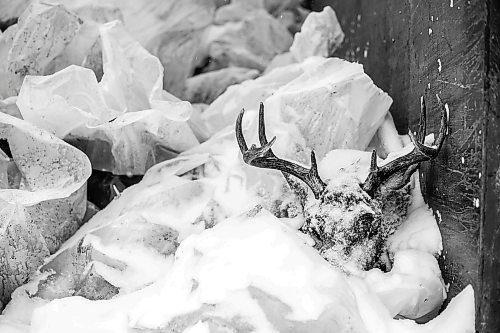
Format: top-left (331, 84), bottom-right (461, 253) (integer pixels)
top-left (0, 2), bottom-right (83, 98)
top-left (17, 21), bottom-right (199, 175)
top-left (0, 112), bottom-right (91, 306)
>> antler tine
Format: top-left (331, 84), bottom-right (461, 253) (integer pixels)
top-left (408, 94), bottom-right (448, 158)
top-left (236, 108), bottom-right (249, 152)
top-left (362, 95), bottom-right (448, 196)
top-left (434, 94), bottom-right (448, 151)
top-left (369, 149), bottom-right (378, 171)
top-left (417, 96), bottom-right (427, 143)
top-left (258, 102), bottom-right (268, 145)
top-left (235, 103), bottom-right (327, 199)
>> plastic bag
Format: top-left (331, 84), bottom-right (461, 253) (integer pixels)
top-left (0, 2), bottom-right (83, 98)
top-left (17, 21), bottom-right (199, 175)
top-left (0, 112), bottom-right (91, 306)
top-left (202, 57), bottom-right (392, 158)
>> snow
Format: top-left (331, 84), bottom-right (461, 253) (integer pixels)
top-left (0, 206), bottom-right (474, 333)
top-left (0, 106), bottom-right (475, 332)
top-left (8, 211), bottom-right (364, 333)
top-left (375, 113), bottom-right (404, 157)
top-left (364, 250), bottom-right (445, 319)
top-left (388, 203), bottom-right (443, 256)
top-left (182, 321), bottom-right (210, 333)
top-left (349, 279), bottom-right (474, 333)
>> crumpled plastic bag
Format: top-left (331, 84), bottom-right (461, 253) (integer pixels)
top-left (265, 57), bottom-right (392, 158)
top-left (290, 6), bottom-right (344, 61)
top-left (263, 6), bottom-right (344, 73)
top-left (0, 0), bottom-right (217, 96)
top-left (0, 96), bottom-right (21, 119)
top-left (145, 0), bottom-right (215, 96)
top-left (23, 173), bottom-right (215, 302)
top-left (66, 108), bottom-right (200, 174)
top-left (202, 57), bottom-right (392, 158)
top-left (0, 112), bottom-right (91, 307)
top-left (0, 0), bottom-right (30, 21)
top-left (17, 65), bottom-right (112, 137)
top-left (205, 7), bottom-right (293, 71)
top-left (216, 0), bottom-right (309, 34)
top-left (0, 2), bottom-right (83, 98)
top-left (44, 5), bottom-right (123, 80)
top-left (53, 0), bottom-right (216, 96)
top-left (98, 21), bottom-right (184, 115)
top-left (182, 67), bottom-right (260, 104)
top-left (0, 1), bottom-right (128, 99)
top-left (214, 0), bottom-right (264, 23)
top-left (17, 21), bottom-right (199, 175)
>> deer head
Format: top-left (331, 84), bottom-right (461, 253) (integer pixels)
top-left (235, 96), bottom-right (448, 270)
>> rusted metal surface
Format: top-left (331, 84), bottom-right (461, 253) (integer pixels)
top-left (479, 0), bottom-right (500, 331)
top-left (310, 0), bottom-right (499, 331)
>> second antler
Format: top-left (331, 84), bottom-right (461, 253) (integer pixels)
top-left (362, 94), bottom-right (448, 196)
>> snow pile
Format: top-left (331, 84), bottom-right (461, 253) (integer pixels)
top-left (0, 112), bottom-right (91, 308)
top-left (0, 210), bottom-right (474, 333)
top-left (16, 21), bottom-right (198, 175)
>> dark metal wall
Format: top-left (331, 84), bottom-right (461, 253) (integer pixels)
top-left (310, 0), bottom-right (500, 331)
top-left (481, 0), bottom-right (500, 331)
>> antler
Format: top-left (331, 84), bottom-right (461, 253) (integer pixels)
top-left (362, 94), bottom-right (448, 196)
top-left (235, 102), bottom-right (327, 199)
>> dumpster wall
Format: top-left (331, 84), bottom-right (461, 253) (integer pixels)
top-left (310, 0), bottom-right (500, 331)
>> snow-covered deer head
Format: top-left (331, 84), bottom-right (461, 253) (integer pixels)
top-left (235, 97), bottom-right (448, 270)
